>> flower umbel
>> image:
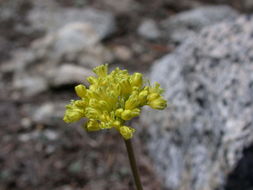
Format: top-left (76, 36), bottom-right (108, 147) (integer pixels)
top-left (63, 64), bottom-right (167, 139)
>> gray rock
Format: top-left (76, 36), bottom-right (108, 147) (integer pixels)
top-left (138, 19), bottom-right (161, 40)
top-left (28, 2), bottom-right (116, 40)
top-left (4, 22), bottom-right (112, 97)
top-left (39, 22), bottom-right (100, 61)
top-left (47, 64), bottom-right (93, 87)
top-left (18, 129), bottom-right (59, 142)
top-left (13, 75), bottom-right (48, 97)
top-left (113, 45), bottom-right (133, 61)
top-left (0, 49), bottom-right (35, 72)
top-left (32, 102), bottom-right (66, 125)
top-left (161, 6), bottom-right (238, 43)
top-left (30, 22), bottom-right (112, 67)
top-left (101, 0), bottom-right (139, 13)
top-left (141, 16), bottom-right (253, 190)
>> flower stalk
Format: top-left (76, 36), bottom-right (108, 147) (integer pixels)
top-left (124, 139), bottom-right (143, 190)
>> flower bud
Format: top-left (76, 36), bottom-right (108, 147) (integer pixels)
top-left (119, 126), bottom-right (135, 139)
top-left (63, 106), bottom-right (83, 123)
top-left (113, 120), bottom-right (121, 128)
top-left (74, 100), bottom-right (87, 108)
top-left (100, 112), bottom-right (111, 122)
top-left (139, 90), bottom-right (148, 105)
top-left (121, 109), bottom-right (140, 120)
top-left (125, 94), bottom-right (138, 110)
top-left (93, 64), bottom-right (108, 77)
top-left (75, 84), bottom-right (87, 98)
top-left (148, 98), bottom-right (167, 110)
top-left (147, 93), bottom-right (160, 101)
top-left (86, 120), bottom-right (100, 131)
top-left (120, 79), bottom-right (132, 95)
top-left (115, 108), bottom-right (124, 117)
top-left (100, 121), bottom-right (110, 129)
top-left (85, 107), bottom-right (100, 119)
top-left (99, 100), bottom-right (110, 110)
top-left (130, 108), bottom-right (140, 118)
top-left (87, 76), bottom-right (97, 84)
top-left (139, 90), bottom-right (148, 98)
top-left (89, 98), bottom-right (98, 108)
top-left (121, 110), bottom-right (132, 120)
top-left (131, 73), bottom-right (143, 87)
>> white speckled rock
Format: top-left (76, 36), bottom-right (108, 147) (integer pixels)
top-left (142, 16), bottom-right (253, 190)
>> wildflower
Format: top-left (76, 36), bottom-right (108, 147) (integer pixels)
top-left (63, 64), bottom-right (167, 139)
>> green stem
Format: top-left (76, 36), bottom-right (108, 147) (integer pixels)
top-left (124, 139), bottom-right (143, 190)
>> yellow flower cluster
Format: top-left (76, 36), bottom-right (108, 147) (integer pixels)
top-left (63, 64), bottom-right (167, 139)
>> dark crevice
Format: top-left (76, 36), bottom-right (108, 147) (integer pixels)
top-left (223, 144), bottom-right (253, 190)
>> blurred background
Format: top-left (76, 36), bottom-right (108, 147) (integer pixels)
top-left (0, 0), bottom-right (253, 190)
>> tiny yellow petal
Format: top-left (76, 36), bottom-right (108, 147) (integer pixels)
top-left (148, 98), bottom-right (167, 110)
top-left (85, 107), bottom-right (100, 119)
top-left (113, 120), bottom-right (121, 128)
top-left (63, 104), bottom-right (83, 123)
top-left (147, 93), bottom-right (160, 101)
top-left (121, 109), bottom-right (140, 120)
top-left (121, 110), bottom-right (132, 120)
top-left (120, 79), bottom-right (132, 95)
top-left (75, 84), bottom-right (87, 98)
top-left (130, 108), bottom-right (140, 118)
top-left (115, 108), bottom-right (124, 117)
top-left (93, 64), bottom-right (108, 77)
top-left (130, 73), bottom-right (143, 87)
top-left (138, 90), bottom-right (148, 105)
top-left (125, 91), bottom-right (139, 110)
top-left (119, 126), bottom-right (135, 139)
top-left (87, 76), bottom-right (97, 84)
top-left (86, 120), bottom-right (100, 131)
top-left (149, 82), bottom-right (164, 94)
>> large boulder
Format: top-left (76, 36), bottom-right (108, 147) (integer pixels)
top-left (141, 16), bottom-right (253, 190)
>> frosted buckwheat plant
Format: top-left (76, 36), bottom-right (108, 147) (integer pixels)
top-left (63, 64), bottom-right (167, 139)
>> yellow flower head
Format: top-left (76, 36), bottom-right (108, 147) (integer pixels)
top-left (63, 64), bottom-right (167, 139)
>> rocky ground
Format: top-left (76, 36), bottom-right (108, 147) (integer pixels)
top-left (0, 0), bottom-right (252, 190)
